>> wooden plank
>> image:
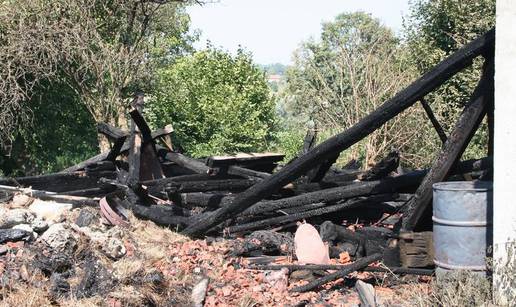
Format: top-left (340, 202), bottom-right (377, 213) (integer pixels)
top-left (126, 94), bottom-right (144, 186)
top-left (97, 122), bottom-right (129, 140)
top-left (356, 280), bottom-right (377, 307)
top-left (401, 59), bottom-right (494, 231)
top-left (182, 29), bottom-right (495, 237)
top-left (206, 152), bottom-right (285, 168)
top-left (164, 152), bottom-right (210, 174)
top-left (129, 107), bottom-right (164, 181)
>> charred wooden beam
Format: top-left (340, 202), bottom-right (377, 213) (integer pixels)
top-left (111, 195), bottom-right (190, 229)
top-left (241, 174), bottom-right (422, 217)
top-left (206, 153), bottom-right (285, 168)
top-left (227, 195), bottom-right (395, 234)
top-left (84, 161), bottom-right (116, 174)
top-left (0, 171), bottom-right (117, 193)
top-left (401, 59), bottom-right (494, 231)
top-left (301, 127), bottom-right (317, 155)
top-left (307, 152), bottom-right (340, 183)
top-left (129, 106), bottom-right (164, 181)
top-left (419, 98), bottom-right (448, 144)
top-left (163, 152), bottom-right (210, 174)
top-left (249, 264), bottom-right (433, 276)
top-left (165, 178), bottom-right (258, 194)
top-left (172, 192), bottom-right (234, 209)
top-left (57, 186), bottom-right (117, 197)
top-left (142, 173), bottom-right (213, 186)
top-left (226, 165), bottom-right (271, 179)
top-left (322, 170), bottom-right (363, 182)
top-left (105, 135), bottom-right (127, 162)
top-left (182, 29), bottom-right (495, 237)
top-left (291, 253), bottom-right (383, 292)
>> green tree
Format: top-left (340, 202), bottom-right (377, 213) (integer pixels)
top-left (282, 12), bottom-right (428, 167)
top-left (0, 0), bottom-right (195, 175)
top-left (404, 0), bottom-right (496, 160)
top-left (0, 0), bottom-right (194, 150)
top-left (0, 81), bottom-right (98, 176)
top-left (147, 48), bottom-right (276, 157)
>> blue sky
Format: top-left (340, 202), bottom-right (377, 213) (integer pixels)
top-left (187, 0), bottom-right (411, 65)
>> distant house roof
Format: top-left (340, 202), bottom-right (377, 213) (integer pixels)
top-left (268, 74), bottom-right (282, 82)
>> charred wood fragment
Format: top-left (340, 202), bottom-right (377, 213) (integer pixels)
top-left (358, 151), bottom-right (400, 181)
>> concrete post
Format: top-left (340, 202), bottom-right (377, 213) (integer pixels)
top-left (494, 0), bottom-right (516, 304)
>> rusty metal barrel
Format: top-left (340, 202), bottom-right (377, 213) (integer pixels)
top-left (432, 181), bottom-right (493, 273)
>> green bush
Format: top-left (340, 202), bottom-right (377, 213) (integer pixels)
top-left (0, 81), bottom-right (98, 176)
top-left (147, 48), bottom-right (276, 157)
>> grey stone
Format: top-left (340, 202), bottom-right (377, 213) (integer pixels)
top-left (191, 277), bottom-right (209, 307)
top-left (40, 223), bottom-right (77, 252)
top-left (31, 218), bottom-right (49, 233)
top-left (289, 269), bottom-right (316, 282)
top-left (11, 194), bottom-right (33, 208)
top-left (102, 237), bottom-right (126, 259)
top-left (0, 228), bottom-right (33, 244)
top-left (29, 200), bottom-right (72, 223)
top-left (0, 208), bottom-right (34, 229)
top-left (75, 209), bottom-right (97, 227)
top-left (12, 224), bottom-right (37, 239)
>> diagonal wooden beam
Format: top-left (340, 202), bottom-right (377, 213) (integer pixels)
top-left (420, 98), bottom-right (448, 144)
top-left (401, 59), bottom-right (494, 231)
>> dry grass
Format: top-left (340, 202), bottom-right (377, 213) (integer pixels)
top-left (0, 283), bottom-right (52, 307)
top-left (398, 271), bottom-right (492, 307)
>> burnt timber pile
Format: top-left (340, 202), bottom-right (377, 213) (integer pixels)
top-left (0, 28), bottom-right (495, 295)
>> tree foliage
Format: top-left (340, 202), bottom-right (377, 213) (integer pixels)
top-left (0, 0), bottom-right (195, 175)
top-left (282, 12), bottom-right (428, 166)
top-left (0, 82), bottom-right (98, 176)
top-left (0, 0), bottom-right (194, 146)
top-left (404, 0), bottom-right (495, 160)
top-left (147, 48), bottom-right (276, 157)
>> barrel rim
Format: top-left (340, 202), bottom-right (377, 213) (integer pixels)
top-left (433, 180), bottom-right (492, 192)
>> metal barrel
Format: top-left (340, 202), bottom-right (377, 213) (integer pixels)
top-left (432, 181), bottom-right (493, 273)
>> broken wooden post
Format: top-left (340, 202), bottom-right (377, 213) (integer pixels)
top-left (182, 29), bottom-right (495, 237)
top-left (129, 107), bottom-right (164, 181)
top-left (126, 93), bottom-right (144, 186)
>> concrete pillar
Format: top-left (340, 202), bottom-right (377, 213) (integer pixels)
top-left (493, 0), bottom-right (516, 304)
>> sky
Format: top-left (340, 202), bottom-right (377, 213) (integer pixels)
top-left (187, 0), bottom-right (411, 65)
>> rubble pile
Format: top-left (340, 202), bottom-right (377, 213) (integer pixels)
top-left (0, 28), bottom-right (494, 305)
